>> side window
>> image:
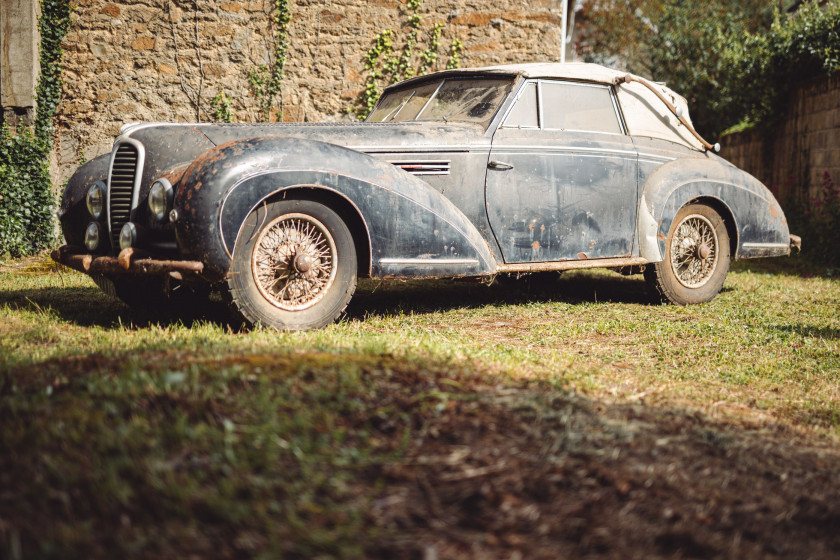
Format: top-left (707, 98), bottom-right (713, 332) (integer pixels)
top-left (541, 82), bottom-right (622, 134)
top-left (502, 82), bottom-right (538, 128)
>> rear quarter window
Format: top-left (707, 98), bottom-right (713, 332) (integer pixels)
top-left (541, 82), bottom-right (621, 134)
top-left (616, 82), bottom-right (703, 149)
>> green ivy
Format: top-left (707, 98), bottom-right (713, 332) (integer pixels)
top-left (349, 0), bottom-right (464, 120)
top-left (248, 0), bottom-right (291, 122)
top-left (211, 92), bottom-right (233, 123)
top-left (0, 0), bottom-right (73, 258)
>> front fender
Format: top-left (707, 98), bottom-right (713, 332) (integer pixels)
top-left (639, 157), bottom-right (790, 262)
top-left (59, 152), bottom-right (111, 248)
top-left (174, 137), bottom-right (496, 279)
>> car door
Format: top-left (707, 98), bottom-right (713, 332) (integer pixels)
top-left (485, 79), bottom-right (639, 263)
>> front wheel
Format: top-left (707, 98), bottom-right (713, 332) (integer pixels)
top-left (645, 203), bottom-right (730, 305)
top-left (226, 199), bottom-right (357, 330)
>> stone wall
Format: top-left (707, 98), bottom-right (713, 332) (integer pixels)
top-left (54, 0), bottom-right (569, 182)
top-left (721, 73), bottom-right (840, 206)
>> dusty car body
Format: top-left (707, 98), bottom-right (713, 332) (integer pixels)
top-left (54, 62), bottom-right (798, 330)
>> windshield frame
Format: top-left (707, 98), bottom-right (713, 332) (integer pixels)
top-left (365, 75), bottom-right (515, 129)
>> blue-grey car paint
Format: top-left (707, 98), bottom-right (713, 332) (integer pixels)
top-left (57, 70), bottom-right (791, 287)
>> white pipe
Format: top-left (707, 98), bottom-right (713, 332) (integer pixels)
top-left (560, 0), bottom-right (568, 63)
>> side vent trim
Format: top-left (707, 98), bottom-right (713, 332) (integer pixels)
top-left (389, 160), bottom-right (451, 176)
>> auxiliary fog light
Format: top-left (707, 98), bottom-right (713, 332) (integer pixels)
top-left (148, 178), bottom-right (174, 221)
top-left (86, 181), bottom-right (106, 219)
top-left (84, 222), bottom-right (101, 251)
top-left (119, 222), bottom-right (138, 251)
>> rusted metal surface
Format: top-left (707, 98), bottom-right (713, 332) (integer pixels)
top-left (790, 234), bottom-right (802, 252)
top-left (55, 62), bottom-right (796, 313)
top-left (52, 246), bottom-right (203, 276)
top-left (498, 257), bottom-right (647, 273)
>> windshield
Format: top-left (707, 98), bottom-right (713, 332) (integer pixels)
top-left (367, 77), bottom-right (513, 127)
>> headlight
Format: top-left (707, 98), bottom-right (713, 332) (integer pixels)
top-left (86, 181), bottom-right (105, 219)
top-left (119, 222), bottom-right (137, 251)
top-left (148, 178), bottom-right (174, 221)
top-left (84, 222), bottom-right (100, 251)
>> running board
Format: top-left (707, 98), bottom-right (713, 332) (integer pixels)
top-left (497, 257), bottom-right (649, 274)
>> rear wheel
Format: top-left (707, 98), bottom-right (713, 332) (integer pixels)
top-left (645, 203), bottom-right (730, 305)
top-left (226, 199), bottom-right (357, 330)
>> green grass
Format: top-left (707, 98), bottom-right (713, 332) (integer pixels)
top-left (2, 256), bottom-right (840, 558)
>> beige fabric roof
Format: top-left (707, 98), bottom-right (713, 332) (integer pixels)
top-left (462, 62), bottom-right (703, 150)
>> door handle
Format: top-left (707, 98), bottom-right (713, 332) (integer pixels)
top-left (488, 160), bottom-right (514, 170)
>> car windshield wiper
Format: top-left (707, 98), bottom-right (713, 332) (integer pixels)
top-left (384, 91), bottom-right (416, 122)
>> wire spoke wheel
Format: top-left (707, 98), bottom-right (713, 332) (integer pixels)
top-left (669, 214), bottom-right (719, 289)
top-left (645, 203), bottom-right (730, 305)
top-left (251, 213), bottom-right (338, 311)
top-left (227, 199), bottom-right (357, 331)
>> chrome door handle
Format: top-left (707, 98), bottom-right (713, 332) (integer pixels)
top-left (488, 160), bottom-right (514, 170)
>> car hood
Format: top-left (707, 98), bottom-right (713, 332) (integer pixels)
top-left (120, 121), bottom-right (490, 153)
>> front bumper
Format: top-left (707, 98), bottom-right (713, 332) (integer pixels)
top-left (51, 245), bottom-right (204, 278)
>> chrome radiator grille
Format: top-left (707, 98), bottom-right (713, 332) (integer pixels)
top-left (109, 143), bottom-right (138, 251)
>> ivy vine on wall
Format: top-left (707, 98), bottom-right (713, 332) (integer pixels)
top-left (349, 0), bottom-right (465, 120)
top-left (247, 0), bottom-right (292, 122)
top-left (0, 0), bottom-right (73, 257)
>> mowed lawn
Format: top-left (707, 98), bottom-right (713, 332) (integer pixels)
top-left (1, 256), bottom-right (839, 559)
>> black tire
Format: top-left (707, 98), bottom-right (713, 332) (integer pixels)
top-left (645, 203), bottom-right (730, 305)
top-left (226, 199), bottom-right (357, 331)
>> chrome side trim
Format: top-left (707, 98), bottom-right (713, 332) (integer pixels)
top-left (380, 258), bottom-right (480, 266)
top-left (491, 144), bottom-right (637, 157)
top-left (497, 256), bottom-right (648, 273)
top-left (742, 242), bottom-right (790, 249)
top-left (638, 152), bottom-right (677, 162)
top-left (388, 160), bottom-right (451, 175)
top-left (352, 145), bottom-right (476, 153)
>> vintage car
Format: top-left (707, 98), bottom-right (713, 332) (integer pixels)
top-left (53, 62), bottom-right (799, 330)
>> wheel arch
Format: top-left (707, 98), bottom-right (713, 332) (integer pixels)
top-left (176, 137), bottom-right (496, 280)
top-left (256, 186), bottom-right (373, 279)
top-left (683, 196), bottom-right (738, 259)
top-left (639, 157), bottom-right (789, 264)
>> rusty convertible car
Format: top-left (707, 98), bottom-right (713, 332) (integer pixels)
top-left (54, 63), bottom-right (799, 330)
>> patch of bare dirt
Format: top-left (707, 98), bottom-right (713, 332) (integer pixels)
top-left (366, 380), bottom-right (840, 559)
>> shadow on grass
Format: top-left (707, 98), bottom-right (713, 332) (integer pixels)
top-left (732, 255), bottom-right (839, 278)
top-left (345, 270), bottom-right (653, 322)
top-left (3, 348), bottom-right (840, 559)
top-left (0, 284), bottom-right (235, 330)
top-left (772, 324), bottom-right (840, 340)
top-left (1, 270), bottom-right (654, 330)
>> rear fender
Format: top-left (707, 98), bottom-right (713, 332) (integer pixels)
top-left (639, 158), bottom-right (790, 262)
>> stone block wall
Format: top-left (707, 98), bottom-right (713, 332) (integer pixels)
top-left (54, 0), bottom-right (569, 182)
top-left (721, 73), bottom-right (840, 207)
